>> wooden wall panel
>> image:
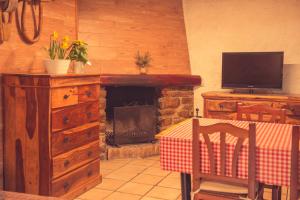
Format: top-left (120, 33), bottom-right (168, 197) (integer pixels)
top-left (78, 0), bottom-right (191, 75)
top-left (0, 0), bottom-right (77, 73)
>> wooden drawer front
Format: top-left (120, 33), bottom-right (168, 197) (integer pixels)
top-left (52, 141), bottom-right (100, 179)
top-left (206, 100), bottom-right (237, 112)
top-left (52, 87), bottom-right (78, 108)
top-left (52, 101), bottom-right (99, 132)
top-left (78, 85), bottom-right (100, 103)
top-left (52, 159), bottom-right (100, 197)
top-left (238, 101), bottom-right (272, 107)
top-left (52, 122), bottom-right (99, 156)
top-left (206, 111), bottom-right (236, 120)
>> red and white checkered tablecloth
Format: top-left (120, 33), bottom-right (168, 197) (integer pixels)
top-left (160, 118), bottom-right (295, 186)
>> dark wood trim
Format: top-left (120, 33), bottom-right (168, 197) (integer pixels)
top-left (99, 74), bottom-right (201, 87)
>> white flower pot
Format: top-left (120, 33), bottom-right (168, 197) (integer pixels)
top-left (44, 59), bottom-right (70, 74)
top-left (74, 61), bottom-right (85, 74)
top-left (140, 67), bottom-right (147, 74)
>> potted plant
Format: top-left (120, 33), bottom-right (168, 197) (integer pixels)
top-left (68, 40), bottom-right (91, 73)
top-left (135, 51), bottom-right (152, 74)
top-left (44, 32), bottom-right (71, 74)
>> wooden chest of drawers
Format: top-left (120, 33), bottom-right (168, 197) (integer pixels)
top-left (2, 74), bottom-right (101, 199)
top-left (202, 91), bottom-right (300, 124)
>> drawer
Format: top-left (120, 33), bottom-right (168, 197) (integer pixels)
top-left (238, 101), bottom-right (272, 107)
top-left (206, 111), bottom-right (236, 120)
top-left (206, 100), bottom-right (237, 112)
top-left (52, 101), bottom-right (99, 132)
top-left (52, 87), bottom-right (78, 108)
top-left (52, 159), bottom-right (100, 197)
top-left (52, 122), bottom-right (99, 156)
top-left (52, 141), bottom-right (100, 179)
top-left (78, 85), bottom-right (100, 103)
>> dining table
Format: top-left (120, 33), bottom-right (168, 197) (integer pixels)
top-left (157, 117), bottom-right (296, 200)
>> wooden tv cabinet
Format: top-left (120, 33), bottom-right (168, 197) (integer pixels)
top-left (202, 91), bottom-right (300, 124)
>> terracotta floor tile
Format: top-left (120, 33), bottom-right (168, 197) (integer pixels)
top-left (128, 159), bottom-right (157, 167)
top-left (101, 168), bottom-right (114, 177)
top-left (143, 167), bottom-right (170, 177)
top-left (131, 174), bottom-right (164, 185)
top-left (105, 168), bottom-right (138, 181)
top-left (158, 176), bottom-right (181, 189)
top-left (96, 178), bottom-right (126, 191)
top-left (117, 182), bottom-right (153, 195)
top-left (145, 156), bottom-right (160, 161)
top-left (117, 164), bottom-right (148, 173)
top-left (104, 192), bottom-right (141, 200)
top-left (78, 188), bottom-right (113, 200)
top-left (141, 197), bottom-right (164, 200)
top-left (146, 186), bottom-right (181, 200)
top-left (101, 159), bottom-right (131, 170)
top-left (150, 161), bottom-right (161, 168)
top-left (167, 172), bottom-right (180, 179)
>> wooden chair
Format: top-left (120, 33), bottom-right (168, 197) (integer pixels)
top-left (237, 103), bottom-right (286, 200)
top-left (290, 126), bottom-right (300, 200)
top-left (237, 103), bottom-right (286, 124)
top-left (192, 118), bottom-right (259, 200)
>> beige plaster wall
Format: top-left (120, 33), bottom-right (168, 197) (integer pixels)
top-left (183, 0), bottom-right (300, 114)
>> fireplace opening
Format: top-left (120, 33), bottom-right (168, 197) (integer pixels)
top-left (105, 86), bottom-right (158, 146)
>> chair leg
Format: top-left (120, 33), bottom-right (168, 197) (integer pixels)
top-left (271, 186), bottom-right (281, 200)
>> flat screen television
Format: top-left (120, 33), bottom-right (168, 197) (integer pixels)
top-left (222, 52), bottom-right (284, 89)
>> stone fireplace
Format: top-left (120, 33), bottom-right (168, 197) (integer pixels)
top-left (97, 74), bottom-right (201, 159)
top-left (105, 86), bottom-right (158, 145)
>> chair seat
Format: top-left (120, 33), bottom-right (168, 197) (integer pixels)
top-left (199, 181), bottom-right (248, 194)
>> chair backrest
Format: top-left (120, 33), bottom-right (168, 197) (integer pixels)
top-left (192, 119), bottom-right (256, 199)
top-left (290, 126), bottom-right (300, 200)
top-left (237, 103), bottom-right (286, 123)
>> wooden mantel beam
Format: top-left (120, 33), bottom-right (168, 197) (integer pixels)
top-left (99, 74), bottom-right (201, 87)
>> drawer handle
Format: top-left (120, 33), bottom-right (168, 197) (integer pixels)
top-left (86, 91), bottom-right (92, 97)
top-left (87, 151), bottom-right (93, 157)
top-left (63, 94), bottom-right (70, 100)
top-left (219, 104), bottom-right (224, 110)
top-left (64, 160), bottom-right (70, 167)
top-left (87, 170), bottom-right (93, 177)
top-left (87, 112), bottom-right (92, 118)
top-left (63, 116), bottom-right (69, 124)
top-left (63, 137), bottom-right (69, 143)
top-left (63, 182), bottom-right (70, 191)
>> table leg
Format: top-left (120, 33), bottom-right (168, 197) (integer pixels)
top-left (272, 186), bottom-right (281, 200)
top-left (180, 173), bottom-right (191, 200)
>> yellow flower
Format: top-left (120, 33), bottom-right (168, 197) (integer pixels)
top-left (63, 36), bottom-right (70, 42)
top-left (74, 40), bottom-right (85, 46)
top-left (61, 41), bottom-right (69, 49)
top-left (52, 31), bottom-right (58, 40)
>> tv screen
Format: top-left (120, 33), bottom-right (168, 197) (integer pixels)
top-left (222, 52), bottom-right (284, 89)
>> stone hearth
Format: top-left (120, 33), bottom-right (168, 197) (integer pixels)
top-left (97, 74), bottom-right (201, 159)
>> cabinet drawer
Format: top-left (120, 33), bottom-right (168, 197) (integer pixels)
top-left (78, 85), bottom-right (100, 103)
top-left (206, 111), bottom-right (236, 120)
top-left (52, 101), bottom-right (99, 132)
top-left (238, 101), bottom-right (272, 107)
top-left (52, 87), bottom-right (78, 109)
top-left (52, 159), bottom-right (100, 197)
top-left (52, 122), bottom-right (99, 156)
top-left (52, 141), bottom-right (100, 179)
top-left (206, 100), bottom-right (237, 112)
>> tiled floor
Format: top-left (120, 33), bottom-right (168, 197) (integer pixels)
top-left (76, 156), bottom-right (289, 200)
